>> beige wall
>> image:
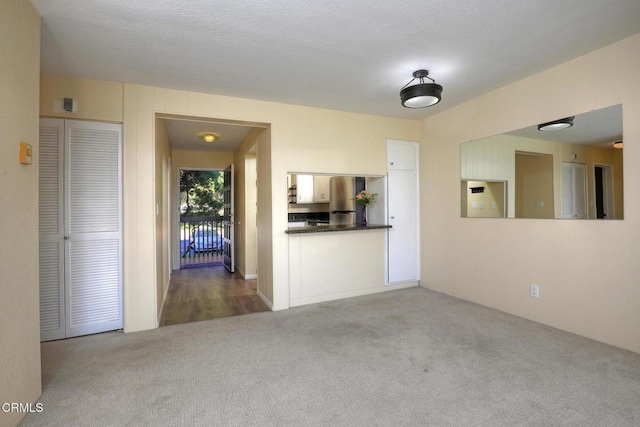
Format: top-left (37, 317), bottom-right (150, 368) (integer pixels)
top-left (421, 33), bottom-right (640, 354)
top-left (123, 85), bottom-right (158, 331)
top-left (244, 156), bottom-right (258, 278)
top-left (233, 128), bottom-right (263, 279)
top-left (613, 148), bottom-right (624, 217)
top-left (0, 1), bottom-right (41, 426)
top-left (40, 73), bottom-right (123, 122)
top-left (155, 118), bottom-right (171, 318)
top-left (255, 128), bottom-right (274, 305)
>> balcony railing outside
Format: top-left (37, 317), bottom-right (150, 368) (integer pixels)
top-left (180, 215), bottom-right (224, 268)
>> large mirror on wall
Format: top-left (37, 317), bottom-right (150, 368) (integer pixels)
top-left (461, 104), bottom-right (623, 219)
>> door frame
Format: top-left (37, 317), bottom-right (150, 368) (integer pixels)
top-left (593, 163), bottom-right (615, 219)
top-left (222, 164), bottom-right (235, 272)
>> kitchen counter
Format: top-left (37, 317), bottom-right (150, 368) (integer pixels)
top-left (285, 224), bottom-right (391, 234)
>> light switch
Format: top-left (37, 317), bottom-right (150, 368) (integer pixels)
top-left (20, 142), bottom-right (32, 165)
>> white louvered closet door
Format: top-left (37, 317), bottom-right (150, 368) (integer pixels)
top-left (39, 119), bottom-right (123, 341)
top-left (64, 120), bottom-right (123, 338)
top-left (562, 162), bottom-right (587, 219)
top-left (39, 119), bottom-right (65, 341)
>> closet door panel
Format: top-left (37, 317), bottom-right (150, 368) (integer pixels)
top-left (67, 239), bottom-right (121, 335)
top-left (67, 126), bottom-right (120, 234)
top-left (388, 170), bottom-right (418, 283)
top-left (65, 120), bottom-right (123, 338)
top-left (39, 118), bottom-right (65, 341)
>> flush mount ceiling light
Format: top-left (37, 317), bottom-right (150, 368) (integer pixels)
top-left (613, 141), bottom-right (624, 149)
top-left (537, 116), bottom-right (574, 131)
top-left (199, 132), bottom-right (219, 143)
top-left (400, 69), bottom-right (443, 108)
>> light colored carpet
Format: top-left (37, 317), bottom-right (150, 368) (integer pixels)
top-left (21, 287), bottom-right (640, 426)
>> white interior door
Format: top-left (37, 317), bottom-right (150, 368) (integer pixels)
top-left (223, 164), bottom-right (235, 272)
top-left (64, 120), bottom-right (123, 338)
top-left (388, 169), bottom-right (418, 283)
top-left (39, 119), bottom-right (123, 341)
top-left (39, 118), bottom-right (66, 341)
top-left (387, 139), bottom-right (419, 284)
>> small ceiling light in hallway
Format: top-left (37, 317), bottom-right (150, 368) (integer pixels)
top-left (199, 132), bottom-right (219, 143)
top-left (400, 69), bottom-right (443, 108)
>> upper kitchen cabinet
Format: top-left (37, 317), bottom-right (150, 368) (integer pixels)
top-left (295, 174), bottom-right (314, 203)
top-left (313, 175), bottom-right (331, 203)
top-left (387, 140), bottom-right (417, 170)
top-left (288, 174), bottom-right (331, 204)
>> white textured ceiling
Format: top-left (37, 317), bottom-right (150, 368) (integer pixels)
top-left (31, 0), bottom-right (640, 140)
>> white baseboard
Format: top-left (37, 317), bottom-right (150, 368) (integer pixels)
top-left (236, 265), bottom-right (258, 280)
top-left (256, 289), bottom-right (273, 310)
top-left (386, 279), bottom-right (420, 287)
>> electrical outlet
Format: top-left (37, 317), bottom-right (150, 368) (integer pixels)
top-left (530, 284), bottom-right (539, 298)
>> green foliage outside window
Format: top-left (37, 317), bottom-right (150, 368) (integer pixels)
top-left (180, 170), bottom-right (224, 216)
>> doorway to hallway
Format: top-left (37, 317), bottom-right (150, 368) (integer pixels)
top-left (156, 113), bottom-right (271, 323)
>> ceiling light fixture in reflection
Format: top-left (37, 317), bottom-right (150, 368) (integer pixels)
top-left (537, 116), bottom-right (574, 131)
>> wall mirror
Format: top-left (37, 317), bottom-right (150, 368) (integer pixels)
top-left (461, 104), bottom-right (623, 219)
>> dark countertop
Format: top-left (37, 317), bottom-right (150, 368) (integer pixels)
top-left (285, 224), bottom-right (392, 234)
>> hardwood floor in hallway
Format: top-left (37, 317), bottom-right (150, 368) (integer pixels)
top-left (160, 266), bottom-right (270, 327)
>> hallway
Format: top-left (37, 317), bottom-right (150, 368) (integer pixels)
top-left (160, 266), bottom-right (270, 326)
